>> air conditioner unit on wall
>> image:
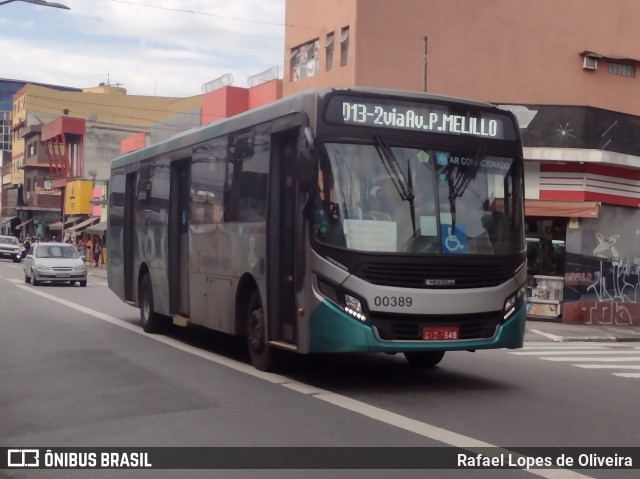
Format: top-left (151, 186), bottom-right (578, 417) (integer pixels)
top-left (583, 56), bottom-right (598, 70)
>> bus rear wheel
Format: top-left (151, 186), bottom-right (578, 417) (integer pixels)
top-left (139, 274), bottom-right (163, 333)
top-left (246, 291), bottom-right (279, 372)
top-left (404, 351), bottom-right (445, 368)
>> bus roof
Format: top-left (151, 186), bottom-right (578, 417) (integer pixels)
top-left (110, 87), bottom-right (507, 170)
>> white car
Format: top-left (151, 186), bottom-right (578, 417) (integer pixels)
top-left (0, 235), bottom-right (22, 263)
top-left (23, 242), bottom-right (87, 287)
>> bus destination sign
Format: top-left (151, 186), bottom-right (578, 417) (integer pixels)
top-left (325, 95), bottom-right (516, 140)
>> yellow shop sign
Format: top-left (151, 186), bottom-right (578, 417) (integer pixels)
top-left (64, 179), bottom-right (93, 215)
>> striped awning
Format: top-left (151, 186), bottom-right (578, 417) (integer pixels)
top-left (67, 216), bottom-right (100, 233)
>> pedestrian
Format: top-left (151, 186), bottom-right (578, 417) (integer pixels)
top-left (78, 238), bottom-right (87, 258)
top-left (93, 238), bottom-right (102, 267)
top-left (22, 237), bottom-right (31, 259)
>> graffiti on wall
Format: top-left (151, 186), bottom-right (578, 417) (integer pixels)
top-left (583, 260), bottom-right (636, 325)
top-left (564, 212), bottom-right (640, 325)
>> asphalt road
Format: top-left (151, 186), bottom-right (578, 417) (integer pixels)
top-left (0, 260), bottom-right (638, 479)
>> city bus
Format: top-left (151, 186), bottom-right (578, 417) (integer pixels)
top-left (107, 87), bottom-right (526, 371)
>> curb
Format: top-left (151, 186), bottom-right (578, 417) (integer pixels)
top-left (526, 328), bottom-right (640, 343)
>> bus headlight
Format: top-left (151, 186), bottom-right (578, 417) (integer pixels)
top-left (316, 275), bottom-right (368, 323)
top-left (344, 294), bottom-right (366, 322)
top-left (504, 285), bottom-right (526, 320)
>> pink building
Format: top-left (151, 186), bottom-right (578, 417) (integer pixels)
top-left (284, 0), bottom-right (640, 324)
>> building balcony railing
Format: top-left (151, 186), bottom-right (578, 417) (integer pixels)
top-left (24, 190), bottom-right (62, 208)
top-left (23, 157), bottom-right (50, 168)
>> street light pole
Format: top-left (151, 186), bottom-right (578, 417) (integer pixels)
top-left (0, 0), bottom-right (70, 9)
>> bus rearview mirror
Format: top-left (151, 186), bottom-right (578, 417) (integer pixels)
top-left (298, 127), bottom-right (316, 192)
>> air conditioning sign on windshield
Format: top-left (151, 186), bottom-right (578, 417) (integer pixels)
top-left (325, 96), bottom-right (515, 140)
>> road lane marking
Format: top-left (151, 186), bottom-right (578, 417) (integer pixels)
top-left (575, 365), bottom-right (640, 369)
top-left (13, 283), bottom-right (595, 479)
top-left (521, 344), bottom-right (633, 349)
top-left (541, 357), bottom-right (640, 362)
top-left (527, 329), bottom-right (563, 341)
top-left (612, 373), bottom-right (640, 378)
top-left (512, 350), bottom-right (638, 355)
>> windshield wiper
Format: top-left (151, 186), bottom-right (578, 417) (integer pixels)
top-left (373, 135), bottom-right (417, 237)
top-left (445, 146), bottom-right (485, 232)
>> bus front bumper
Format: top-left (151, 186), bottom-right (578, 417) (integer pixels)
top-left (308, 300), bottom-right (525, 353)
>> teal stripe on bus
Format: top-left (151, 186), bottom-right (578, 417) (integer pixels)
top-left (308, 300), bottom-right (525, 353)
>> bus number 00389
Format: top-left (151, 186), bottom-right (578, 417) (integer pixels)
top-left (373, 296), bottom-right (413, 307)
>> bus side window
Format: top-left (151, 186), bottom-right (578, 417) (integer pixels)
top-left (191, 140), bottom-right (227, 224)
top-left (226, 127), bottom-right (270, 222)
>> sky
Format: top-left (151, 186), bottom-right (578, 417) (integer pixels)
top-left (0, 0), bottom-right (287, 98)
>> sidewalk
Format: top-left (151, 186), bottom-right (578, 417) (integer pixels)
top-left (88, 264), bottom-right (640, 343)
top-left (88, 265), bottom-right (107, 279)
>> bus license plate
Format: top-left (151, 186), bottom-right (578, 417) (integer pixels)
top-left (422, 327), bottom-right (459, 341)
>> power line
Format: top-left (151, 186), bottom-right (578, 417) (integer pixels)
top-left (100, 0), bottom-right (293, 27)
top-left (14, 92), bottom-right (223, 130)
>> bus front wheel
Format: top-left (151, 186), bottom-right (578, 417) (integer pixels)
top-left (404, 351), bottom-right (445, 368)
top-left (139, 274), bottom-right (163, 333)
top-left (246, 291), bottom-right (278, 372)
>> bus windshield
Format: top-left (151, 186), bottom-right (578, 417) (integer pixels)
top-left (313, 142), bottom-right (524, 255)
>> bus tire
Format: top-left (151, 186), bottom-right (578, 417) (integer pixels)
top-left (404, 351), bottom-right (445, 368)
top-left (246, 290), bottom-right (279, 372)
top-left (139, 274), bottom-right (163, 333)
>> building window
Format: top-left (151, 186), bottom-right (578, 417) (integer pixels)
top-left (290, 39), bottom-right (320, 82)
top-left (324, 32), bottom-right (335, 71)
top-left (0, 118), bottom-right (10, 152)
top-left (339, 26), bottom-right (350, 67)
top-left (607, 62), bottom-right (635, 78)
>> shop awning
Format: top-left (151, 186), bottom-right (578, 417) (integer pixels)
top-left (15, 218), bottom-right (34, 229)
top-left (64, 215), bottom-right (85, 226)
top-left (1, 216), bottom-right (18, 226)
top-left (48, 221), bottom-right (64, 231)
top-left (525, 200), bottom-right (599, 218)
top-left (86, 221), bottom-right (107, 235)
top-left (68, 216), bottom-right (100, 233)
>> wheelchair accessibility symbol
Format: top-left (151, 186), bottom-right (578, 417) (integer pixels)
top-left (441, 224), bottom-right (467, 254)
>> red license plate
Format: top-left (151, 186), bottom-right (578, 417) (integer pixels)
top-left (421, 326), bottom-right (459, 341)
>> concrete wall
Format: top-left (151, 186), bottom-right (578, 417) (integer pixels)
top-left (201, 87), bottom-right (249, 126)
top-left (84, 126), bottom-right (137, 182)
top-left (248, 80), bottom-right (283, 110)
top-left (150, 107), bottom-right (201, 144)
top-left (285, 0), bottom-right (640, 115)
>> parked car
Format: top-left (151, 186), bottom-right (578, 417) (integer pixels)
top-left (0, 235), bottom-right (22, 263)
top-left (22, 242), bottom-right (87, 286)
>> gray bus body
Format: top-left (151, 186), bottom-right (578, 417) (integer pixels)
top-left (108, 87), bottom-right (527, 370)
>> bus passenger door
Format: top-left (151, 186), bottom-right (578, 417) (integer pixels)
top-left (124, 172), bottom-right (136, 302)
top-left (169, 160), bottom-right (190, 317)
top-left (267, 129), bottom-right (299, 345)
